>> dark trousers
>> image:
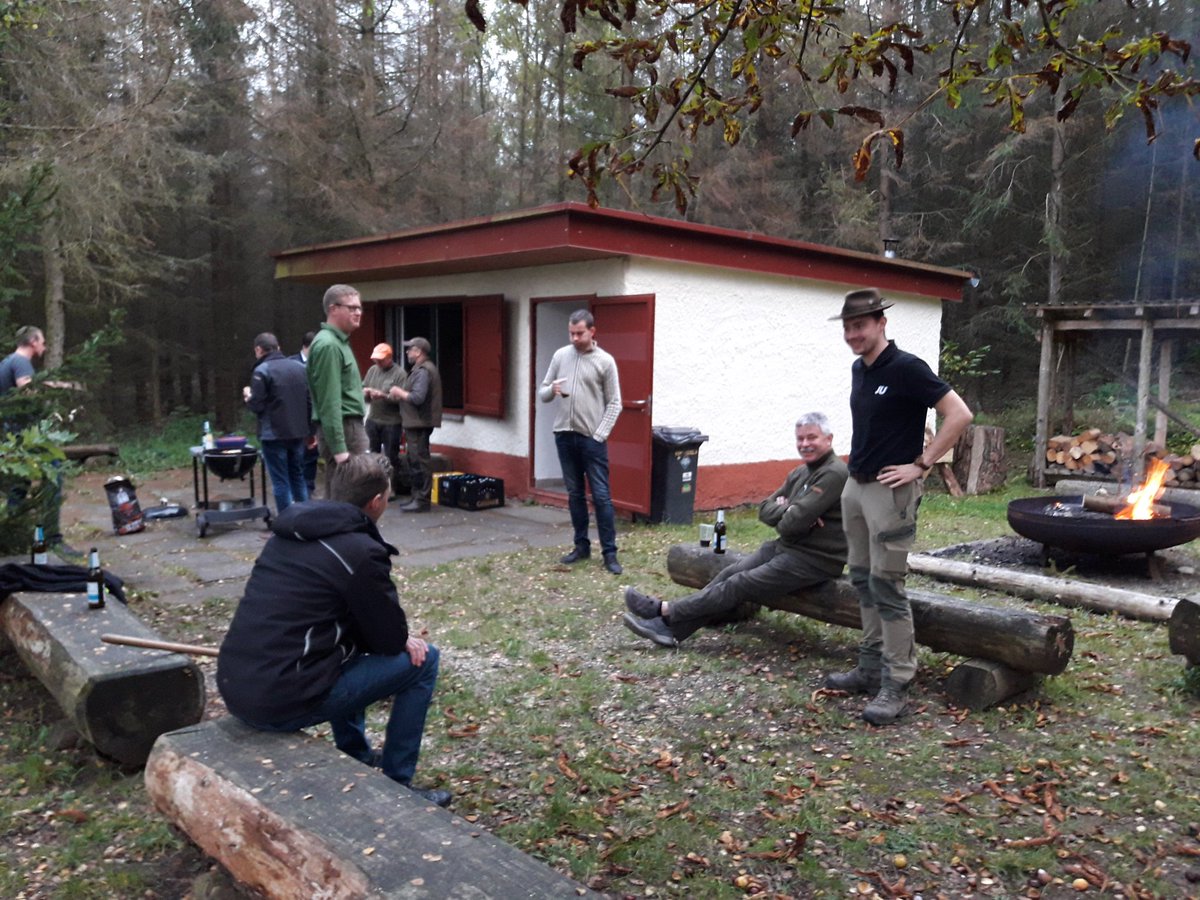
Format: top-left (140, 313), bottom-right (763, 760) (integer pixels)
top-left (554, 430), bottom-right (617, 557)
top-left (670, 540), bottom-right (833, 641)
top-left (404, 427), bottom-right (433, 505)
top-left (260, 438), bottom-right (308, 512)
top-left (366, 420), bottom-right (403, 473)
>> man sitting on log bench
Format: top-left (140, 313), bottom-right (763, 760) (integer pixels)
top-left (216, 452), bottom-right (449, 807)
top-left (623, 412), bottom-right (848, 647)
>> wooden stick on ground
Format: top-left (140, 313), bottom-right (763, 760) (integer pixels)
top-left (102, 633), bottom-right (220, 657)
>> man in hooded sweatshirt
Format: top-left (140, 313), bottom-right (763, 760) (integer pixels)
top-left (216, 452), bottom-right (449, 807)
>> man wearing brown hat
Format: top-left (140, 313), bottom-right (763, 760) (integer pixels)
top-left (827, 288), bottom-right (972, 725)
top-left (391, 337), bottom-right (442, 512)
top-left (362, 342), bottom-right (406, 490)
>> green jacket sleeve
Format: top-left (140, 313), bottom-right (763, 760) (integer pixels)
top-left (774, 464), bottom-right (847, 543)
top-left (308, 341), bottom-right (347, 455)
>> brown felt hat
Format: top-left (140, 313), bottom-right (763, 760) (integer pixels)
top-left (829, 287), bottom-right (894, 321)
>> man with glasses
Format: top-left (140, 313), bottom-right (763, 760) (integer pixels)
top-left (309, 284), bottom-right (368, 493)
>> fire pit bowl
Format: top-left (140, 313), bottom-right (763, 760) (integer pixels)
top-left (203, 447), bottom-right (259, 481)
top-left (1007, 495), bottom-right (1200, 556)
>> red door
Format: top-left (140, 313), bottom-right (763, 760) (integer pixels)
top-left (593, 295), bottom-right (654, 516)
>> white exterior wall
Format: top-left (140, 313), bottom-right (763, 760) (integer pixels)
top-left (625, 258), bottom-right (946, 462)
top-left (359, 256), bottom-right (946, 468)
top-left (357, 259), bottom-right (626, 458)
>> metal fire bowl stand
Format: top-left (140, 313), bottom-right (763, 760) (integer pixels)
top-left (190, 446), bottom-right (271, 538)
top-left (1007, 495), bottom-right (1200, 557)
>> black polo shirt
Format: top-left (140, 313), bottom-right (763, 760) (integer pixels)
top-left (848, 341), bottom-right (951, 476)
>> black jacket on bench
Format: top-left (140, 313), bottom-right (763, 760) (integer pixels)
top-left (216, 500), bottom-right (408, 724)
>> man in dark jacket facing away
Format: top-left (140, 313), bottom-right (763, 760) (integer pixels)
top-left (243, 332), bottom-right (310, 512)
top-left (217, 453), bottom-right (448, 807)
top-left (622, 412), bottom-right (848, 647)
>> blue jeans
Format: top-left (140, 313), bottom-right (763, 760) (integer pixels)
top-left (242, 645), bottom-right (440, 786)
top-left (554, 430), bottom-right (617, 556)
top-left (260, 439), bottom-right (308, 512)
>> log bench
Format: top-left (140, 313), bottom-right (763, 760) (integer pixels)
top-left (0, 591), bottom-right (205, 766)
top-left (145, 718), bottom-right (588, 899)
top-left (666, 544), bottom-right (1075, 709)
top-left (62, 442), bottom-right (120, 462)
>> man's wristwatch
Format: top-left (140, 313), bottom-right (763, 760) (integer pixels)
top-left (914, 456), bottom-right (932, 471)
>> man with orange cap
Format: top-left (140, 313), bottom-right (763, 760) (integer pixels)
top-left (362, 342), bottom-right (406, 491)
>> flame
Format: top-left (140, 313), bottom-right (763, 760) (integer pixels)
top-left (1115, 458), bottom-right (1170, 520)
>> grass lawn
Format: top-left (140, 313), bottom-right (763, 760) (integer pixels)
top-left (2, 475), bottom-right (1199, 898)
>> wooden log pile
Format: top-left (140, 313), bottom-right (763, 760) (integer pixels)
top-left (1044, 429), bottom-right (1200, 487)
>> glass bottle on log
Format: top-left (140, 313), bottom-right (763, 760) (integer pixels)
top-left (713, 509), bottom-right (727, 554)
top-left (202, 420), bottom-right (215, 451)
top-left (31, 525), bottom-right (49, 565)
top-left (86, 547), bottom-right (105, 610)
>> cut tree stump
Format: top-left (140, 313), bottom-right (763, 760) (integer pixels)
top-left (145, 718), bottom-right (588, 899)
top-left (666, 545), bottom-right (1074, 690)
top-left (943, 659), bottom-right (1041, 711)
top-left (1168, 598), bottom-right (1200, 666)
top-left (952, 425), bottom-right (1007, 495)
top-left (0, 592), bottom-right (205, 766)
top-left (907, 554), bottom-right (1178, 622)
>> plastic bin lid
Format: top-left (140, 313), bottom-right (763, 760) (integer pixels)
top-left (652, 426), bottom-right (709, 445)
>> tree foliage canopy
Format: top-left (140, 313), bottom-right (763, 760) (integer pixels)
top-left (476, 0), bottom-right (1199, 211)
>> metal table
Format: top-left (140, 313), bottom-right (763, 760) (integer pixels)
top-left (190, 445), bottom-right (271, 538)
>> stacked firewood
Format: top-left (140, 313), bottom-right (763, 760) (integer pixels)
top-left (1044, 428), bottom-right (1199, 486)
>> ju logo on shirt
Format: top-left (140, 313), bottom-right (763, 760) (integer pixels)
top-left (874, 385), bottom-right (889, 396)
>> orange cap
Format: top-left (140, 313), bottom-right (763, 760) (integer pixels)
top-left (370, 343), bottom-right (393, 361)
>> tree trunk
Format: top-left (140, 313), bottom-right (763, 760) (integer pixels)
top-left (907, 554), bottom-right (1177, 622)
top-left (666, 545), bottom-right (1074, 675)
top-left (40, 202), bottom-right (67, 369)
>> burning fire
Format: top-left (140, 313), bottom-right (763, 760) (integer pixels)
top-left (1115, 458), bottom-right (1170, 520)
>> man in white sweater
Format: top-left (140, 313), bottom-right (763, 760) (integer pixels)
top-left (538, 309), bottom-right (623, 574)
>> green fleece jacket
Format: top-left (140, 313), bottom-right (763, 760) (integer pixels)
top-left (307, 323), bottom-right (366, 456)
top-left (756, 450), bottom-right (848, 575)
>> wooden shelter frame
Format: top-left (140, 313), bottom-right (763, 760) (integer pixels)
top-left (1031, 299), bottom-right (1200, 488)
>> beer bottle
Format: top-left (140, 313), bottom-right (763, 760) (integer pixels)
top-left (31, 525), bottom-right (49, 565)
top-left (86, 547), bottom-right (105, 610)
top-left (713, 509), bottom-right (727, 554)
top-left (202, 420), bottom-right (215, 451)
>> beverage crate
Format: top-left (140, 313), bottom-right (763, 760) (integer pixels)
top-left (435, 473), bottom-right (469, 507)
top-left (456, 475), bottom-right (505, 510)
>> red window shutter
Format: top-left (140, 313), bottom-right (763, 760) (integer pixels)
top-left (463, 295), bottom-right (506, 417)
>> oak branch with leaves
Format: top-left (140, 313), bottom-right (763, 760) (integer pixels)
top-left (468, 0), bottom-right (1198, 212)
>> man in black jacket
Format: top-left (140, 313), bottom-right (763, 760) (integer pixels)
top-left (243, 332), bottom-right (311, 512)
top-left (217, 453), bottom-right (448, 806)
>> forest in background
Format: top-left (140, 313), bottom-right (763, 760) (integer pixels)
top-left (0, 0), bottom-right (1197, 439)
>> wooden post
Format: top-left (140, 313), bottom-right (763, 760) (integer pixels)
top-left (1033, 320), bottom-right (1055, 488)
top-left (1154, 338), bottom-right (1172, 450)
top-left (1134, 317), bottom-right (1153, 481)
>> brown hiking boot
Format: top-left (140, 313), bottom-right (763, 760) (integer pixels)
top-left (823, 667), bottom-right (881, 695)
top-left (862, 682), bottom-right (910, 726)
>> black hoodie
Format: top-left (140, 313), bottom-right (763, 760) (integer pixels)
top-left (217, 500), bottom-right (408, 724)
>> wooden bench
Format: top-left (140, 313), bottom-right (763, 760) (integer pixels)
top-left (667, 544), bottom-right (1075, 709)
top-left (62, 442), bottom-right (120, 462)
top-left (0, 591), bottom-right (204, 766)
top-left (145, 718), bottom-right (589, 898)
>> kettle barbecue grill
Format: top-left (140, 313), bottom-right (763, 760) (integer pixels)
top-left (190, 445), bottom-right (271, 538)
